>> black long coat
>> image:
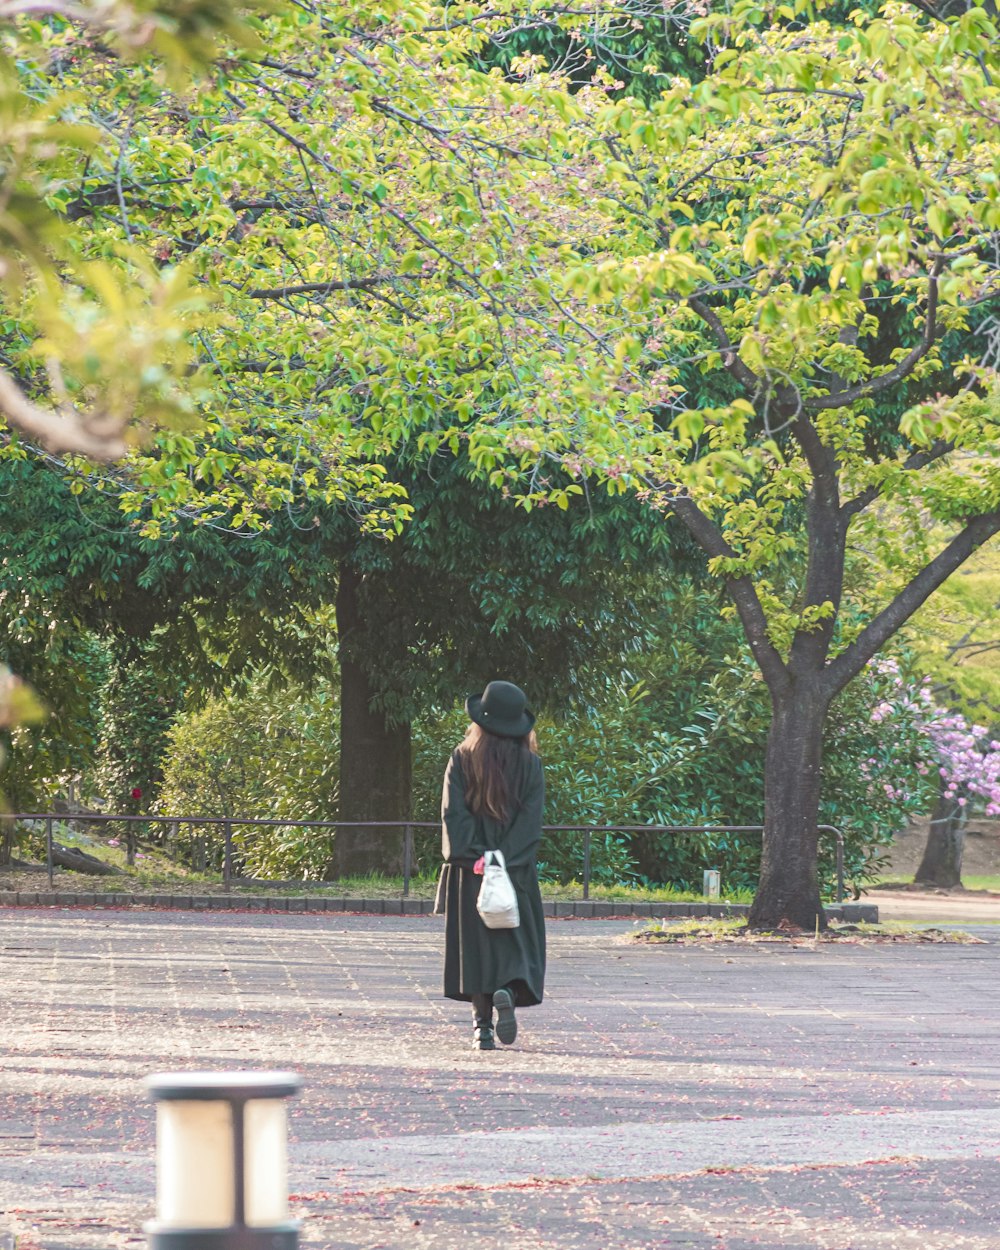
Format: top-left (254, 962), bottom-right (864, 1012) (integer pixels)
top-left (434, 747), bottom-right (546, 1007)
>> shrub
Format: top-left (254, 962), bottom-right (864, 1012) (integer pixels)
top-left (156, 682), bottom-right (338, 879)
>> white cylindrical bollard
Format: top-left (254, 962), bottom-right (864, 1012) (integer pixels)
top-left (157, 1099), bottom-right (235, 1228)
top-left (145, 1071), bottom-right (301, 1249)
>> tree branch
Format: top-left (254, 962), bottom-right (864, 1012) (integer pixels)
top-left (841, 439), bottom-right (954, 520)
top-left (898, 0), bottom-right (998, 23)
top-left (0, 0), bottom-right (89, 17)
top-left (669, 494), bottom-right (791, 694)
top-left (64, 177), bottom-right (191, 221)
top-left (0, 369), bottom-right (125, 460)
top-left (805, 261), bottom-right (943, 411)
top-left (256, 55), bottom-right (317, 80)
top-left (235, 276), bottom-right (425, 299)
top-left (824, 508), bottom-right (1000, 695)
top-left (686, 296), bottom-right (762, 393)
top-left (227, 355), bottom-right (307, 374)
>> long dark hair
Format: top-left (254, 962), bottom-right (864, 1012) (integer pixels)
top-left (457, 722), bottom-right (539, 822)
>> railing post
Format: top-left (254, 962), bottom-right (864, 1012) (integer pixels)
top-left (223, 820), bottom-right (233, 891)
top-left (402, 825), bottom-right (413, 898)
top-left (46, 815), bottom-right (53, 888)
top-left (836, 828), bottom-right (845, 904)
top-left (0, 816), bottom-right (11, 870)
top-left (582, 829), bottom-right (592, 901)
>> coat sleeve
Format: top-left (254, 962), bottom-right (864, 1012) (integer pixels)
top-left (441, 752), bottom-right (484, 864)
top-left (500, 756), bottom-right (545, 870)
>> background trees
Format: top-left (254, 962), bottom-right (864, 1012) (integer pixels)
top-left (458, 2), bottom-right (1000, 927)
top-left (4, 0), bottom-right (701, 871)
top-left (3, 0), bottom-right (998, 918)
top-left (0, 0), bottom-right (285, 772)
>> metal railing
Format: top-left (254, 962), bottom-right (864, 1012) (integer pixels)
top-left (3, 813), bottom-right (847, 903)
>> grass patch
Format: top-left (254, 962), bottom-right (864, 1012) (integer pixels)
top-left (539, 879), bottom-right (754, 904)
top-left (634, 917), bottom-right (748, 942)
top-left (871, 874), bottom-right (1000, 895)
top-left (956, 875), bottom-right (1000, 893)
top-left (633, 917), bottom-right (986, 944)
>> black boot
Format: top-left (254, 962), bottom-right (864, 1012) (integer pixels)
top-left (493, 986), bottom-right (517, 1045)
top-left (471, 993), bottom-right (495, 1050)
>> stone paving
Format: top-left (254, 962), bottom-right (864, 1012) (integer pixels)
top-left (1, 908), bottom-right (999, 1248)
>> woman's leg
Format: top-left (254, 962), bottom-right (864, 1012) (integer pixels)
top-left (471, 993), bottom-right (493, 1028)
top-left (470, 993), bottom-right (495, 1050)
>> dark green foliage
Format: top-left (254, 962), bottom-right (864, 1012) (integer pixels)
top-left (0, 455), bottom-right (341, 689)
top-left (346, 452), bottom-right (690, 726)
top-left (1, 442), bottom-right (687, 726)
top-left (413, 584), bottom-right (931, 896)
top-left (475, 2), bottom-right (708, 100)
top-left (474, 0), bottom-right (890, 105)
top-left (0, 629), bottom-right (109, 810)
top-left (92, 651), bottom-right (182, 814)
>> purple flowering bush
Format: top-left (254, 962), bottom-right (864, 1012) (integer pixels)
top-left (926, 712), bottom-right (1000, 820)
top-left (863, 658), bottom-right (1000, 820)
top-left (843, 658), bottom-right (1000, 885)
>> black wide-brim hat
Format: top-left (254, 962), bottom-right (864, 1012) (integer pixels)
top-left (466, 680), bottom-right (536, 739)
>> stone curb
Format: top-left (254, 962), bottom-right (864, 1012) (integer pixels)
top-left (0, 890), bottom-right (878, 923)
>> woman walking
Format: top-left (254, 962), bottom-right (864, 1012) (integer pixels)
top-left (434, 680), bottom-right (546, 1050)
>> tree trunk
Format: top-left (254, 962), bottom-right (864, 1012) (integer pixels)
top-left (748, 686), bottom-right (829, 931)
top-left (190, 835), bottom-right (207, 873)
top-left (330, 563), bottom-right (412, 879)
top-left (914, 784), bottom-right (966, 889)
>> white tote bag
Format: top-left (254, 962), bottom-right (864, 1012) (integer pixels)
top-left (476, 849), bottom-right (520, 930)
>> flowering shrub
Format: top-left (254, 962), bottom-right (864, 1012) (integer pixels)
top-left (820, 658), bottom-right (932, 886)
top-left (865, 658), bottom-right (1000, 820)
top-left (926, 712), bottom-right (1000, 819)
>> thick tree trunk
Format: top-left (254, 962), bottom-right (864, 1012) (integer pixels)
top-left (914, 785), bottom-right (966, 888)
top-left (748, 686), bottom-right (830, 931)
top-left (330, 563), bottom-right (412, 879)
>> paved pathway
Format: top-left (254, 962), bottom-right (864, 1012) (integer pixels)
top-left (1, 909), bottom-right (999, 1248)
top-left (864, 889), bottom-right (1000, 923)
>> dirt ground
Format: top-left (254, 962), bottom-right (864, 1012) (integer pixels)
top-left (864, 818), bottom-right (1000, 922)
top-left (882, 817), bottom-right (1000, 880)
